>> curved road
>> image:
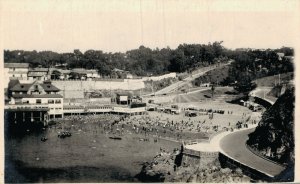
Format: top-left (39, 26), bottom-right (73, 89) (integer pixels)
top-left (220, 128), bottom-right (285, 177)
top-left (250, 87), bottom-right (276, 105)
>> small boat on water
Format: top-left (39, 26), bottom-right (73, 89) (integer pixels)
top-left (109, 136), bottom-right (122, 140)
top-left (41, 137), bottom-right (48, 142)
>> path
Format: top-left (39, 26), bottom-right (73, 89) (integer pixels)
top-left (250, 87), bottom-right (276, 105)
top-left (144, 61), bottom-right (232, 96)
top-left (220, 128), bottom-right (285, 177)
top-left (185, 123), bottom-right (257, 153)
top-left (185, 111), bottom-right (285, 178)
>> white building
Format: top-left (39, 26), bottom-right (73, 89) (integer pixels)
top-left (6, 80), bottom-right (64, 119)
top-left (27, 68), bottom-right (50, 81)
top-left (86, 69), bottom-right (101, 79)
top-left (4, 63), bottom-right (30, 88)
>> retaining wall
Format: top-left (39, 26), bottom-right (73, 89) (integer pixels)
top-left (182, 147), bottom-right (219, 167)
top-left (52, 79), bottom-right (145, 91)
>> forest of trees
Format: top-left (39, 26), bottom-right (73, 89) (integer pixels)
top-left (4, 42), bottom-right (227, 77)
top-left (225, 48), bottom-right (294, 91)
top-left (4, 43), bottom-right (294, 92)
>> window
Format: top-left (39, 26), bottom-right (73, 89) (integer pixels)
top-left (36, 99), bottom-right (41, 104)
top-left (55, 99), bottom-right (61, 104)
top-left (48, 99), bottom-right (54, 104)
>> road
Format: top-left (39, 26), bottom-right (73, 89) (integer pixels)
top-left (185, 121), bottom-right (259, 153)
top-left (185, 111), bottom-right (286, 178)
top-left (250, 87), bottom-right (276, 105)
top-left (144, 61), bottom-right (232, 96)
top-left (220, 128), bottom-right (285, 177)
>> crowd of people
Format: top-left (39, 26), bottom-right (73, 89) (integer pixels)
top-left (46, 106), bottom-right (259, 143)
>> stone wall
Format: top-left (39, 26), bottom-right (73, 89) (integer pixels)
top-left (142, 73), bottom-right (177, 81)
top-left (182, 147), bottom-right (219, 168)
top-left (52, 79), bottom-right (145, 91)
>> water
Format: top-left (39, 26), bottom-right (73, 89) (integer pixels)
top-left (5, 120), bottom-right (180, 183)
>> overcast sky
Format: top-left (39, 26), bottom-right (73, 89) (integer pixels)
top-left (1, 0), bottom-right (299, 53)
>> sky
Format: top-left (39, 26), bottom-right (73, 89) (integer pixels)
top-left (0, 0), bottom-right (299, 53)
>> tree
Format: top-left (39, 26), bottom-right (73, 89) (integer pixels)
top-left (234, 72), bottom-right (256, 92)
top-left (211, 84), bottom-right (215, 99)
top-left (69, 72), bottom-right (81, 80)
top-left (51, 70), bottom-right (61, 80)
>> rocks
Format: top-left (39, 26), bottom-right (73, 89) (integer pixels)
top-left (247, 87), bottom-right (295, 167)
top-left (136, 148), bottom-right (251, 183)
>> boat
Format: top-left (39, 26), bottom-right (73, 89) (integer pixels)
top-left (41, 137), bottom-right (48, 142)
top-left (109, 136), bottom-right (122, 140)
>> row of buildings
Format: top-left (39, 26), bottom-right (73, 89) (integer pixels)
top-left (4, 62), bottom-right (134, 83)
top-left (3, 62), bottom-right (176, 125)
top-left (5, 78), bottom-right (146, 125)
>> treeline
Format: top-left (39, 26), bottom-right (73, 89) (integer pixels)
top-left (225, 48), bottom-right (293, 91)
top-left (4, 42), bottom-right (227, 76)
top-left (4, 44), bottom-right (294, 85)
top-left (190, 47), bottom-right (294, 92)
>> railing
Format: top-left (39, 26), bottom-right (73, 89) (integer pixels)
top-left (245, 143), bottom-right (287, 167)
top-left (51, 78), bottom-right (126, 82)
top-left (5, 104), bottom-right (49, 110)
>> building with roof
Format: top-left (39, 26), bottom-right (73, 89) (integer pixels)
top-left (86, 69), bottom-right (101, 79)
top-left (27, 68), bottom-right (50, 81)
top-left (116, 92), bottom-right (133, 105)
top-left (4, 63), bottom-right (30, 88)
top-left (71, 68), bottom-right (101, 80)
top-left (111, 68), bottom-right (133, 79)
top-left (49, 68), bottom-right (71, 80)
top-left (6, 80), bottom-right (64, 121)
top-left (4, 63), bottom-right (30, 79)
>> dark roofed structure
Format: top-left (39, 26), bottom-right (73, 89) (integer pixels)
top-left (40, 83), bottom-right (60, 92)
top-left (116, 91), bottom-right (133, 97)
top-left (8, 80), bottom-right (61, 96)
top-left (7, 80), bottom-right (20, 90)
top-left (10, 83), bottom-right (33, 92)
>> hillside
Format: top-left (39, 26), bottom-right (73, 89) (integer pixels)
top-left (254, 72), bottom-right (293, 87)
top-left (247, 87), bottom-right (294, 180)
top-left (192, 65), bottom-right (229, 86)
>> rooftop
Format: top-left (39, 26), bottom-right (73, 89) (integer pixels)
top-left (12, 94), bottom-right (63, 98)
top-left (9, 80), bottom-right (60, 92)
top-left (4, 63), bottom-right (30, 68)
top-left (112, 68), bottom-right (129, 73)
top-left (116, 91), bottom-right (133, 97)
top-left (40, 83), bottom-right (60, 92)
top-left (29, 68), bottom-right (49, 72)
top-left (10, 83), bottom-right (33, 92)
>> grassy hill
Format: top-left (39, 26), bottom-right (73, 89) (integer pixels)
top-left (192, 65), bottom-right (230, 86)
top-left (174, 87), bottom-right (241, 103)
top-left (254, 72), bottom-right (293, 87)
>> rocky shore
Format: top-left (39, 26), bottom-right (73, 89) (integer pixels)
top-left (136, 147), bottom-right (251, 183)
